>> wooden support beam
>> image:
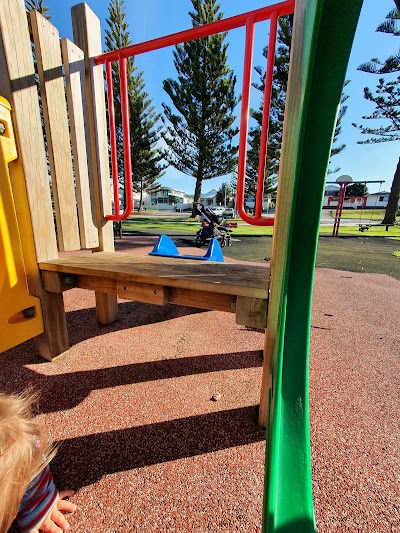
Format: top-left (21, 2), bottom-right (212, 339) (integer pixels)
top-left (35, 291), bottom-right (69, 362)
top-left (71, 3), bottom-right (114, 252)
top-left (168, 287), bottom-right (235, 314)
top-left (236, 296), bottom-right (267, 330)
top-left (41, 271), bottom-right (77, 293)
top-left (71, 4), bottom-right (118, 325)
top-left (117, 281), bottom-right (168, 305)
top-left (30, 11), bottom-right (80, 252)
top-left (61, 37), bottom-right (99, 250)
top-left (95, 292), bottom-right (118, 325)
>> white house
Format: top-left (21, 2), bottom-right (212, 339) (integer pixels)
top-left (200, 189), bottom-right (219, 206)
top-left (244, 193), bottom-right (275, 212)
top-left (365, 191), bottom-right (392, 208)
top-left (148, 186), bottom-right (193, 211)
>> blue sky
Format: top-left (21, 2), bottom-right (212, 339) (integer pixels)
top-left (46, 0), bottom-right (398, 195)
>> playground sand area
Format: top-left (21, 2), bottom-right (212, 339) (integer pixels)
top-left (2, 235), bottom-right (399, 532)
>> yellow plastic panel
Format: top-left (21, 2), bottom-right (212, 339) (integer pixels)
top-left (0, 97), bottom-right (43, 352)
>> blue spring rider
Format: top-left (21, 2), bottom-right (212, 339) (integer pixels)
top-left (149, 234), bottom-right (224, 262)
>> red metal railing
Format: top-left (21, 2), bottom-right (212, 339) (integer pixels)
top-left (95, 0), bottom-right (295, 224)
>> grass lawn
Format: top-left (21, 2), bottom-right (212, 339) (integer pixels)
top-left (122, 217), bottom-right (276, 236)
top-left (122, 216), bottom-right (400, 240)
top-left (318, 225), bottom-right (400, 239)
top-left (328, 209), bottom-right (391, 220)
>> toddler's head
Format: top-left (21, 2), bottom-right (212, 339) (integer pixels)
top-left (0, 392), bottom-right (55, 533)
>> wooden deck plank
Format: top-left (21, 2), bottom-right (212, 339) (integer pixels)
top-left (39, 252), bottom-right (270, 299)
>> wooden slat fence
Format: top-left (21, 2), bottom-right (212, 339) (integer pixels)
top-left (1, 0), bottom-right (106, 255)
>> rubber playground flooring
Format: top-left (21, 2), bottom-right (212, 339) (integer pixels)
top-left (3, 233), bottom-right (399, 532)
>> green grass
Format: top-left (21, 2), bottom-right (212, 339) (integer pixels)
top-left (319, 225), bottom-right (400, 239)
top-left (328, 209), bottom-right (398, 221)
top-left (393, 251), bottom-right (400, 258)
top-left (122, 216), bottom-right (400, 240)
top-left (123, 218), bottom-right (275, 236)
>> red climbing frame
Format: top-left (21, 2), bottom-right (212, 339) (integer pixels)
top-left (95, 0), bottom-right (295, 224)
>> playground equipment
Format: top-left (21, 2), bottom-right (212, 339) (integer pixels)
top-left (150, 235), bottom-right (225, 262)
top-left (0, 0), bottom-right (363, 530)
top-left (327, 175), bottom-right (385, 236)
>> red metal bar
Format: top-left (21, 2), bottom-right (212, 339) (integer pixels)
top-left (100, 0), bottom-right (294, 223)
top-left (255, 11), bottom-right (278, 220)
top-left (106, 60), bottom-right (120, 218)
top-left (236, 14), bottom-right (276, 226)
top-left (235, 17), bottom-right (255, 226)
top-left (332, 183), bottom-right (346, 237)
top-left (106, 57), bottom-right (133, 221)
top-left (95, 1), bottom-right (295, 64)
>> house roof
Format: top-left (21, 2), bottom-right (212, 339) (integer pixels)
top-left (325, 184), bottom-right (340, 192)
top-left (200, 189), bottom-right (218, 199)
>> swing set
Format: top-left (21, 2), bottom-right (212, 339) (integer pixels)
top-left (327, 176), bottom-right (386, 236)
top-left (0, 0), bottom-right (364, 530)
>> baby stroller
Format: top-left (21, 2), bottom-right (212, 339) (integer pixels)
top-left (194, 203), bottom-right (233, 247)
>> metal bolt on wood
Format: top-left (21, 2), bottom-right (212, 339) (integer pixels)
top-left (0, 122), bottom-right (5, 134)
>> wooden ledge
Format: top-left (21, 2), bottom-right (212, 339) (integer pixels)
top-left (39, 252), bottom-right (270, 329)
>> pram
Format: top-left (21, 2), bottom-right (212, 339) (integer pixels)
top-left (194, 203), bottom-right (233, 247)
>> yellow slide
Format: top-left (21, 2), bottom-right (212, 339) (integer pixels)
top-left (0, 97), bottom-right (43, 352)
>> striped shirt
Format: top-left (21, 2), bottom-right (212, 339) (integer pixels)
top-left (16, 465), bottom-right (58, 533)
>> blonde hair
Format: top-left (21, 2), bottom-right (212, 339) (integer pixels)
top-left (0, 391), bottom-right (56, 533)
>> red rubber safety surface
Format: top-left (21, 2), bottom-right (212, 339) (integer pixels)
top-left (2, 236), bottom-right (399, 532)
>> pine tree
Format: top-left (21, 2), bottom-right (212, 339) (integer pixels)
top-left (328, 80), bottom-right (350, 174)
top-left (346, 182), bottom-right (368, 196)
top-left (247, 15), bottom-right (348, 199)
top-left (25, 0), bottom-right (50, 19)
top-left (105, 0), bottom-right (165, 212)
top-left (215, 181), bottom-right (233, 206)
top-left (355, 8), bottom-right (400, 225)
top-left (358, 9), bottom-right (400, 74)
top-left (353, 77), bottom-right (400, 224)
top-left (162, 0), bottom-right (238, 217)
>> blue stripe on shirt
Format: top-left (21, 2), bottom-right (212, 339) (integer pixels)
top-left (17, 465), bottom-right (59, 532)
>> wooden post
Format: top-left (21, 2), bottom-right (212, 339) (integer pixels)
top-left (257, 0), bottom-right (307, 428)
top-left (61, 38), bottom-right (99, 250)
top-left (71, 3), bottom-right (118, 325)
top-left (0, 0), bottom-right (57, 267)
top-left (30, 10), bottom-right (81, 252)
top-left (0, 0), bottom-right (69, 360)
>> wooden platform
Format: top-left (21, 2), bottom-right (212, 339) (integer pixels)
top-left (39, 252), bottom-right (270, 329)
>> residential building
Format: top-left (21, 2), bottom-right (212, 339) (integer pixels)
top-left (365, 191), bottom-right (392, 208)
top-left (200, 189), bottom-right (219, 206)
top-left (149, 186), bottom-right (193, 211)
top-left (244, 193), bottom-right (276, 212)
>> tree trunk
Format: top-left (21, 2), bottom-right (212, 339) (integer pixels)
top-left (382, 156), bottom-right (400, 225)
top-left (138, 178), bottom-right (144, 213)
top-left (191, 163), bottom-right (203, 218)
